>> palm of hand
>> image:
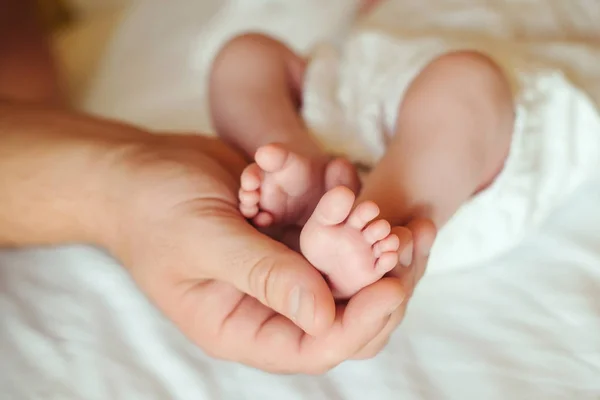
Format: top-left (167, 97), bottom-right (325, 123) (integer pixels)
top-left (109, 134), bottom-right (411, 373)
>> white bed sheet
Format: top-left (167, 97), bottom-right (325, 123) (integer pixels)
top-left (2, 0), bottom-right (600, 399)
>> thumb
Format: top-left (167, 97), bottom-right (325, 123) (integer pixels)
top-left (205, 216), bottom-right (335, 336)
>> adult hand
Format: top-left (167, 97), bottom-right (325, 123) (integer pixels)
top-left (0, 0), bottom-right (437, 375)
top-left (0, 104), bottom-right (435, 374)
top-left (352, 222), bottom-right (436, 359)
top-left (107, 130), bottom-right (435, 373)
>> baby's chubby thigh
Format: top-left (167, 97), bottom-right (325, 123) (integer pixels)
top-left (303, 31), bottom-right (516, 273)
top-left (427, 61), bottom-right (600, 273)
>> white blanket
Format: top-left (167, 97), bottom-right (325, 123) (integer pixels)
top-left (2, 1), bottom-right (600, 399)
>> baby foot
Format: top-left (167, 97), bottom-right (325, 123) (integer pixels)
top-left (300, 186), bottom-right (401, 299)
top-left (239, 143), bottom-right (358, 227)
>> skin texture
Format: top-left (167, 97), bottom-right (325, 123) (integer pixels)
top-left (210, 34), bottom-right (513, 300)
top-left (0, 0), bottom-right (436, 373)
top-left (0, 104), bottom-right (435, 373)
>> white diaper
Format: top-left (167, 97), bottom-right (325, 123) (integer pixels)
top-left (302, 30), bottom-right (600, 273)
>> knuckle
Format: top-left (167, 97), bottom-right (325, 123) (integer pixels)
top-left (246, 254), bottom-right (277, 306)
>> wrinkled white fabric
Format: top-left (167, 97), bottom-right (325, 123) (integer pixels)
top-left (302, 30), bottom-right (600, 271)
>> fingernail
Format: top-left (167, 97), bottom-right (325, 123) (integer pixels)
top-left (399, 246), bottom-right (412, 266)
top-left (289, 286), bottom-right (315, 328)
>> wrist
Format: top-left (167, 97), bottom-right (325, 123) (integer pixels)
top-left (0, 103), bottom-right (147, 249)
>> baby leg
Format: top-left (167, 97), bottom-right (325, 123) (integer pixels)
top-left (210, 34), bottom-right (359, 226)
top-left (358, 50), bottom-right (514, 228)
top-left (301, 50), bottom-right (514, 298)
top-left (210, 33), bottom-right (316, 159)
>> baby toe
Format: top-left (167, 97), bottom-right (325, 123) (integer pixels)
top-left (241, 164), bottom-right (263, 191)
top-left (255, 143), bottom-right (290, 173)
top-left (346, 201), bottom-right (380, 230)
top-left (239, 188), bottom-right (260, 205)
top-left (240, 203), bottom-right (259, 219)
top-left (253, 211), bottom-right (274, 227)
top-left (308, 186), bottom-right (355, 226)
top-left (375, 252), bottom-right (399, 274)
top-left (362, 219), bottom-right (391, 245)
top-left (373, 233), bottom-right (400, 258)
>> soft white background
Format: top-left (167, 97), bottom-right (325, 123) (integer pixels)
top-left (2, 0), bottom-right (600, 398)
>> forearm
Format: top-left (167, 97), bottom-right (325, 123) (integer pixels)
top-left (0, 102), bottom-right (140, 247)
top-left (0, 0), bottom-right (64, 104)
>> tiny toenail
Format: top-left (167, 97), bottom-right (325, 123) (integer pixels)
top-left (399, 247), bottom-right (412, 266)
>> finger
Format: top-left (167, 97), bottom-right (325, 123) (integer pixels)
top-left (353, 218), bottom-right (437, 359)
top-left (389, 218), bottom-right (436, 283)
top-left (392, 226), bottom-right (414, 267)
top-left (293, 277), bottom-right (405, 372)
top-left (237, 278), bottom-right (402, 374)
top-left (202, 216), bottom-right (335, 336)
top-left (183, 254), bottom-right (404, 373)
top-left (352, 298), bottom-right (407, 359)
top-left (352, 256), bottom-right (425, 360)
top-left (353, 251), bottom-right (429, 360)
